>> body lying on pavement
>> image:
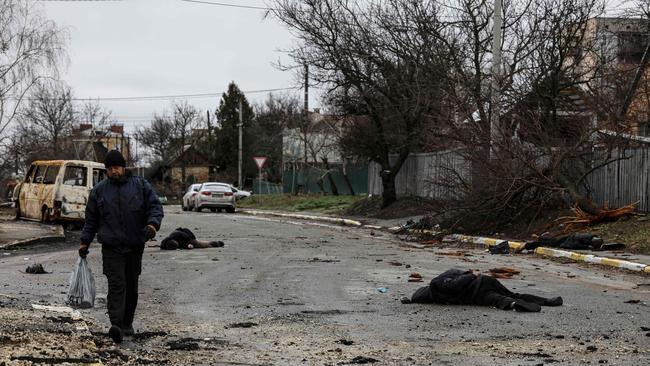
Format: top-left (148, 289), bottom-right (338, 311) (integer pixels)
top-left (160, 227), bottom-right (224, 250)
top-left (406, 268), bottom-right (563, 312)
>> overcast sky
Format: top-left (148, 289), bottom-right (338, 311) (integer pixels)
top-left (41, 0), bottom-right (634, 135)
top-left (41, 0), bottom-right (305, 134)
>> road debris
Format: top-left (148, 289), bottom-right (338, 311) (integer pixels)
top-left (336, 339), bottom-right (354, 346)
top-left (408, 272), bottom-right (423, 282)
top-left (226, 321), bottom-right (258, 328)
top-left (488, 241), bottom-right (510, 255)
top-left (167, 338), bottom-right (200, 351)
top-left (376, 287), bottom-right (388, 293)
top-left (25, 263), bottom-right (46, 274)
top-left (487, 267), bottom-right (521, 279)
top-left (342, 355), bottom-right (379, 364)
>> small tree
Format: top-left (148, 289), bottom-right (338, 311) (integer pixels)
top-left (252, 92), bottom-right (302, 182)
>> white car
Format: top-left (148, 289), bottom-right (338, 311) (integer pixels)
top-left (181, 183), bottom-right (201, 211)
top-left (231, 186), bottom-right (251, 200)
top-left (193, 182), bottom-right (236, 213)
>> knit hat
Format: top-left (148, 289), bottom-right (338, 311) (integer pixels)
top-left (104, 150), bottom-right (126, 168)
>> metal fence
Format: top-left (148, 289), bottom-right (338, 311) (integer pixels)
top-left (368, 150), bottom-right (470, 199)
top-left (368, 147), bottom-right (650, 212)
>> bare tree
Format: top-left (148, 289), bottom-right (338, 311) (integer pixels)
top-left (171, 101), bottom-right (203, 189)
top-left (427, 0), bottom-right (650, 232)
top-left (15, 80), bottom-right (75, 162)
top-left (134, 114), bottom-right (175, 164)
top-left (0, 0), bottom-right (67, 152)
top-left (272, 0), bottom-right (451, 207)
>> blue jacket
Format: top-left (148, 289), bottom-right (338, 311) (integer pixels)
top-left (81, 174), bottom-right (164, 248)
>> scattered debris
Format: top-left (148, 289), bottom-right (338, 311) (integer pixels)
top-left (307, 257), bottom-right (340, 263)
top-left (641, 327), bottom-right (650, 332)
top-left (226, 321), bottom-right (258, 328)
top-left (437, 250), bottom-right (472, 257)
top-left (488, 241), bottom-right (510, 255)
top-left (25, 263), bottom-right (46, 274)
top-left (376, 287), bottom-right (388, 293)
top-left (336, 339), bottom-right (354, 346)
top-left (167, 338), bottom-right (200, 351)
top-left (133, 331), bottom-right (168, 340)
top-left (388, 260), bottom-right (403, 266)
top-left (10, 356), bottom-right (98, 364)
top-left (341, 355), bottom-right (379, 364)
top-left (487, 267), bottom-right (520, 279)
top-left (558, 203), bottom-right (637, 231)
top-left (624, 299), bottom-right (646, 305)
top-left (408, 272), bottom-right (423, 282)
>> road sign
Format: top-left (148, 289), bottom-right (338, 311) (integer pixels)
top-left (253, 156), bottom-right (267, 169)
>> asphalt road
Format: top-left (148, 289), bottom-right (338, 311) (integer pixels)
top-left (2, 206), bottom-right (650, 365)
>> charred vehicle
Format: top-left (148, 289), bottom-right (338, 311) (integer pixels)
top-left (14, 160), bottom-right (106, 223)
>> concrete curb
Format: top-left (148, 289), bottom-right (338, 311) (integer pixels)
top-left (0, 224), bottom-right (65, 250)
top-left (445, 234), bottom-right (650, 273)
top-left (241, 210), bottom-right (363, 227)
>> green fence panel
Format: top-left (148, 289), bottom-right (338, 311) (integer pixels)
top-left (252, 179), bottom-right (283, 195)
top-left (282, 162), bottom-right (368, 195)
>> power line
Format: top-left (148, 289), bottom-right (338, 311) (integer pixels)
top-left (179, 0), bottom-right (271, 11)
top-left (18, 87), bottom-right (299, 102)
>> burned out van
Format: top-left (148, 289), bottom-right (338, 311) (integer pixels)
top-left (14, 160), bottom-right (106, 223)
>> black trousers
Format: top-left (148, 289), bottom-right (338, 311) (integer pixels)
top-left (469, 275), bottom-right (551, 309)
top-left (102, 246), bottom-right (143, 328)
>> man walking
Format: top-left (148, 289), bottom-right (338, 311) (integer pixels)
top-left (79, 150), bottom-right (164, 343)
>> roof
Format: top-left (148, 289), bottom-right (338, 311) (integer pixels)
top-left (32, 160), bottom-right (105, 167)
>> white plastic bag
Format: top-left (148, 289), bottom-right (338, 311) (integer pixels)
top-left (66, 257), bottom-right (95, 308)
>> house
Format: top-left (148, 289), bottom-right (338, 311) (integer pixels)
top-left (168, 146), bottom-right (215, 192)
top-left (282, 109), bottom-right (342, 167)
top-left (282, 110), bottom-right (368, 195)
top-left (65, 123), bottom-right (131, 163)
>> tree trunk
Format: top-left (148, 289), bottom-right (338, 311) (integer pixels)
top-left (342, 161), bottom-right (356, 196)
top-left (557, 173), bottom-right (601, 216)
top-left (380, 170), bottom-right (397, 208)
top-left (322, 157), bottom-right (339, 196)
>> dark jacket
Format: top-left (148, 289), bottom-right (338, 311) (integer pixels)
top-left (411, 269), bottom-right (477, 304)
top-left (161, 227), bottom-right (196, 250)
top-left (81, 173), bottom-right (164, 248)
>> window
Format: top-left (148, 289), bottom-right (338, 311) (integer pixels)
top-left (92, 168), bottom-right (106, 187)
top-left (63, 166), bottom-right (88, 186)
top-left (33, 165), bottom-right (47, 184)
top-left (24, 165), bottom-right (36, 183)
top-left (43, 166), bottom-right (60, 184)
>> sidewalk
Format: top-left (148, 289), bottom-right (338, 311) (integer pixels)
top-left (239, 209), bottom-right (650, 274)
top-left (0, 219), bottom-right (65, 249)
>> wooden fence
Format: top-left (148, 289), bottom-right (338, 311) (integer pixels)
top-left (584, 147), bottom-right (650, 212)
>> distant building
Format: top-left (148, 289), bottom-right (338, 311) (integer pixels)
top-left (65, 123), bottom-right (132, 163)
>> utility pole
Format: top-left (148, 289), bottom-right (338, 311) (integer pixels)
top-left (207, 110), bottom-right (213, 180)
top-left (303, 63), bottom-right (309, 166)
top-left (489, 0), bottom-right (503, 159)
top-left (238, 98), bottom-right (243, 188)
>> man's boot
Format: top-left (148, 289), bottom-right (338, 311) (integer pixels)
top-left (122, 325), bottom-right (135, 336)
top-left (109, 325), bottom-right (123, 343)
